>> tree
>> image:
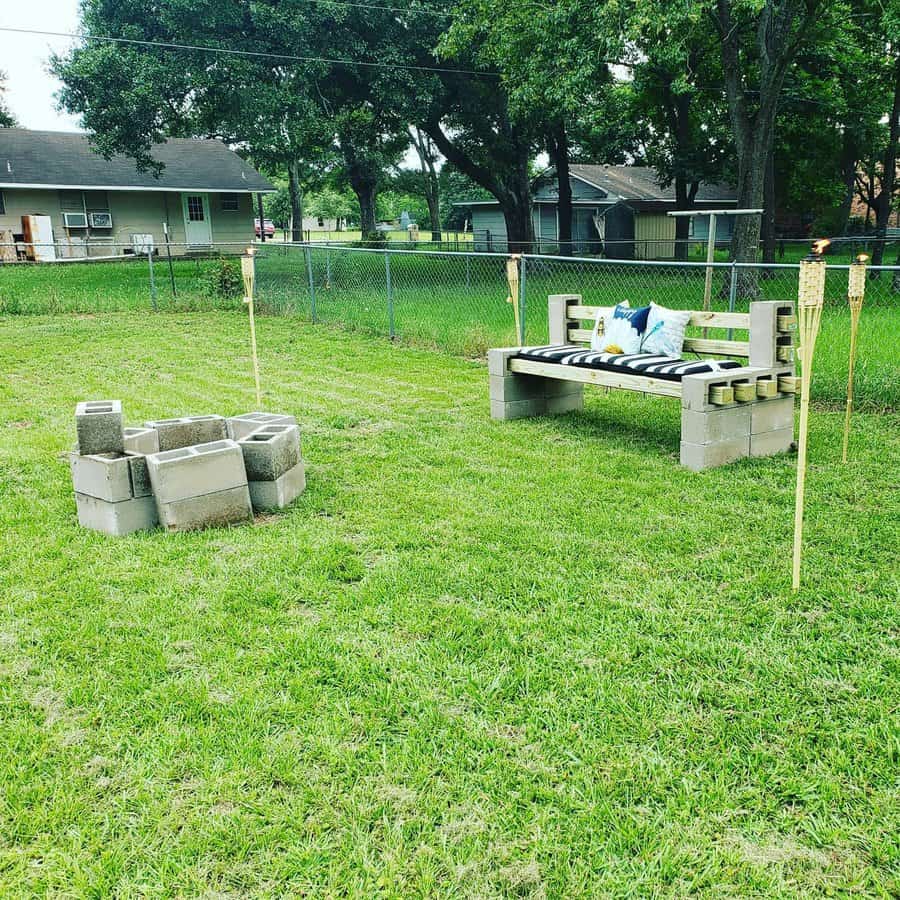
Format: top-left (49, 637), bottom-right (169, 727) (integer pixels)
top-left (0, 70), bottom-right (14, 127)
top-left (410, 127), bottom-right (441, 242)
top-left (52, 0), bottom-right (406, 241)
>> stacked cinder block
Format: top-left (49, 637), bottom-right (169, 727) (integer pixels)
top-left (488, 348), bottom-right (584, 420)
top-left (71, 401), bottom-right (158, 535)
top-left (145, 415), bottom-right (227, 451)
top-left (146, 439), bottom-right (254, 531)
top-left (237, 423), bottom-right (306, 510)
top-left (680, 301), bottom-right (797, 471)
top-left (71, 405), bottom-right (306, 535)
top-left (227, 412), bottom-right (298, 441)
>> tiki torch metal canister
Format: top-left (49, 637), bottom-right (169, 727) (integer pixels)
top-left (241, 247), bottom-right (262, 407)
top-left (792, 239), bottom-right (829, 591)
top-left (841, 254), bottom-right (868, 463)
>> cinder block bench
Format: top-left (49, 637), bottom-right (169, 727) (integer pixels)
top-left (489, 294), bottom-right (797, 470)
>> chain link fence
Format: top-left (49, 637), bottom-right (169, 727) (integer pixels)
top-left (1, 240), bottom-right (896, 408)
top-left (254, 243), bottom-right (898, 410)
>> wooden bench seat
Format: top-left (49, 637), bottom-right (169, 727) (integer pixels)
top-left (488, 294), bottom-right (798, 470)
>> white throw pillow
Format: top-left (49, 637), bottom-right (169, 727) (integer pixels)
top-left (590, 302), bottom-right (643, 355)
top-left (641, 302), bottom-right (692, 357)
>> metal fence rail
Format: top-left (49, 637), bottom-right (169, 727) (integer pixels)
top-left (254, 243), bottom-right (898, 409)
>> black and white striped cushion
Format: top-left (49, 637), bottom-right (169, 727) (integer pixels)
top-left (514, 345), bottom-right (742, 382)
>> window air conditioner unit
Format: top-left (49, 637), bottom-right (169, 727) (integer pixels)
top-left (63, 212), bottom-right (88, 229)
top-left (89, 212), bottom-right (113, 228)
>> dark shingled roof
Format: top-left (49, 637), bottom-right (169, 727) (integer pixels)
top-left (569, 164), bottom-right (736, 203)
top-left (0, 129), bottom-right (275, 193)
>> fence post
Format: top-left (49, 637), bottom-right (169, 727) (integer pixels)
top-left (148, 248), bottom-right (158, 311)
top-left (385, 251), bottom-right (395, 339)
top-left (727, 260), bottom-right (738, 339)
top-left (163, 223), bottom-right (176, 297)
top-left (518, 255), bottom-right (527, 345)
top-left (304, 245), bottom-right (317, 322)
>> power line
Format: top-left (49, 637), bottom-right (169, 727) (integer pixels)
top-left (297, 0), bottom-right (454, 16)
top-left (0, 26), bottom-right (498, 77)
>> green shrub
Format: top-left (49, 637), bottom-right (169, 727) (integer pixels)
top-left (202, 258), bottom-right (243, 299)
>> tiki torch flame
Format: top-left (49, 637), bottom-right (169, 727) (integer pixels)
top-left (811, 238), bottom-right (830, 256)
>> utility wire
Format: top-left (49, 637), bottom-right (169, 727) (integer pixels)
top-left (0, 26), bottom-right (498, 76)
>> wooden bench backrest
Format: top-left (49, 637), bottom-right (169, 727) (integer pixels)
top-left (565, 302), bottom-right (752, 358)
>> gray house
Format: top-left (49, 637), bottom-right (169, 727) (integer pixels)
top-left (461, 165), bottom-right (737, 258)
top-left (0, 129), bottom-right (274, 261)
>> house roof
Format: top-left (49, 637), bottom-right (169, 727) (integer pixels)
top-left (568, 165), bottom-right (736, 203)
top-left (0, 129), bottom-right (275, 193)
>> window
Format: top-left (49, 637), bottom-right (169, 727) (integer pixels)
top-left (187, 196), bottom-right (206, 221)
top-left (221, 193), bottom-right (240, 212)
top-left (318, 217), bottom-right (324, 227)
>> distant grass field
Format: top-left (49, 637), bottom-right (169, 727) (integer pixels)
top-left (2, 250), bottom-right (897, 409)
top-left (1, 311), bottom-right (897, 895)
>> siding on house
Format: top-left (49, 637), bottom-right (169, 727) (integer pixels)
top-left (0, 187), bottom-right (256, 257)
top-left (634, 212), bottom-right (676, 259)
top-left (689, 214), bottom-right (735, 242)
top-left (472, 208), bottom-right (508, 250)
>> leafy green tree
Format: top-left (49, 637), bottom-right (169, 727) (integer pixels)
top-left (52, 0), bottom-right (407, 241)
top-left (0, 71), bottom-right (16, 127)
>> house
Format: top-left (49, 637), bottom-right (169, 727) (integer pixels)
top-left (0, 129), bottom-right (274, 261)
top-left (460, 165), bottom-right (737, 258)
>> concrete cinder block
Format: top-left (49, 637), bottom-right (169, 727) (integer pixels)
top-left (227, 412), bottom-right (298, 441)
top-left (147, 439), bottom-right (248, 505)
top-left (126, 452), bottom-right (153, 498)
top-left (70, 451), bottom-right (133, 502)
top-left (548, 294), bottom-right (580, 345)
top-left (681, 406), bottom-right (751, 445)
top-left (75, 492), bottom-right (159, 535)
top-left (249, 461), bottom-right (306, 511)
top-left (750, 427), bottom-right (794, 458)
top-left (157, 485), bottom-right (253, 531)
top-left (487, 348), bottom-right (523, 377)
top-left (490, 397), bottom-right (547, 420)
top-left (145, 415), bottom-right (227, 451)
top-left (751, 397), bottom-right (795, 434)
top-left (542, 379), bottom-right (584, 398)
top-left (123, 426), bottom-right (160, 455)
top-left (679, 436), bottom-right (750, 471)
top-left (749, 301), bottom-right (793, 369)
top-left (545, 392), bottom-right (584, 415)
top-left (238, 425), bottom-right (301, 481)
top-left (75, 400), bottom-right (124, 455)
top-left (489, 373), bottom-right (546, 403)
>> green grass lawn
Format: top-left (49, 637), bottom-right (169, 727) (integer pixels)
top-left (1, 311), bottom-right (897, 896)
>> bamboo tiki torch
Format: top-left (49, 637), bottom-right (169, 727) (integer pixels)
top-left (841, 253), bottom-right (868, 463)
top-left (506, 255), bottom-right (522, 346)
top-left (792, 239), bottom-right (829, 592)
top-left (241, 247), bottom-right (262, 407)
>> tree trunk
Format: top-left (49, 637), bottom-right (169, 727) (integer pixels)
top-left (672, 177), bottom-right (697, 261)
top-left (411, 127), bottom-right (442, 243)
top-left (870, 54), bottom-right (900, 272)
top-left (714, 0), bottom-right (818, 297)
top-left (548, 123), bottom-right (572, 256)
top-left (423, 119), bottom-right (535, 253)
top-left (836, 131), bottom-right (858, 235)
top-left (288, 160), bottom-right (304, 243)
top-left (762, 145), bottom-right (777, 266)
top-left (350, 179), bottom-right (378, 238)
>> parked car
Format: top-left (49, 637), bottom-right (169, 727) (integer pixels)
top-left (254, 218), bottom-right (276, 238)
